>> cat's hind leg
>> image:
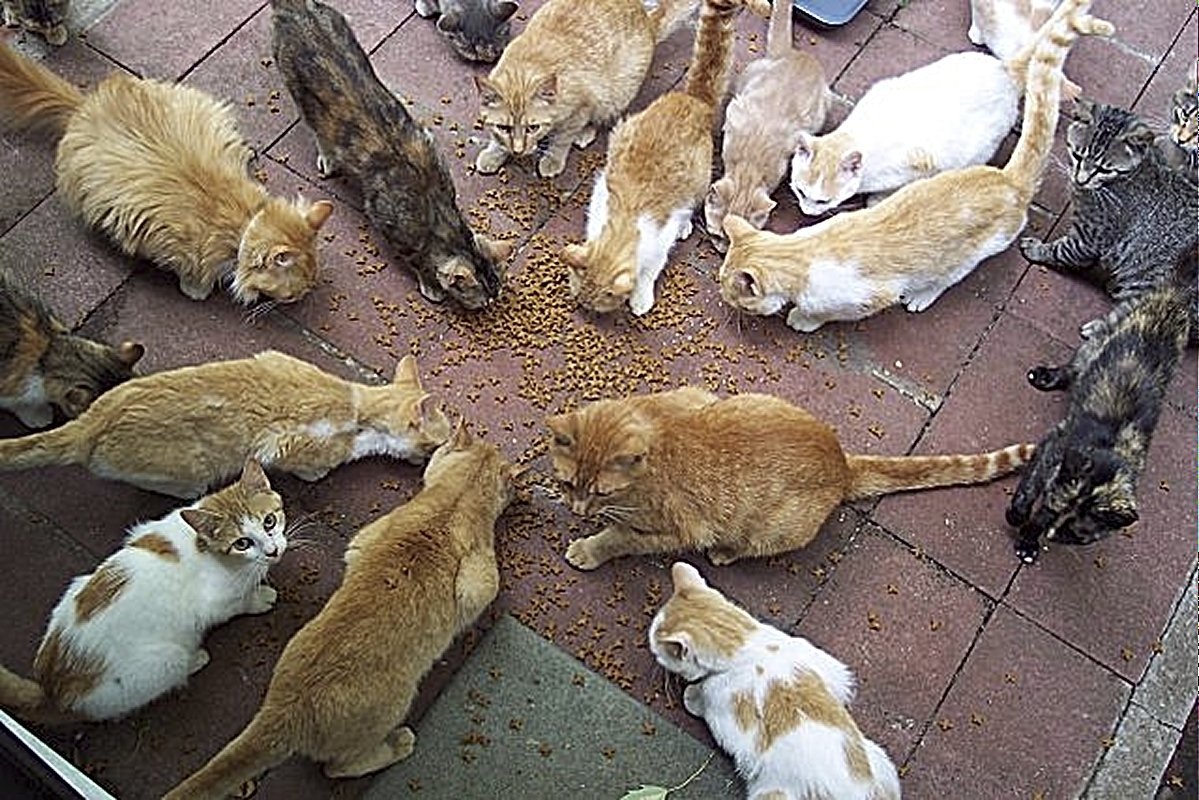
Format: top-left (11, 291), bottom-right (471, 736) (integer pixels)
top-left (323, 726), bottom-right (416, 779)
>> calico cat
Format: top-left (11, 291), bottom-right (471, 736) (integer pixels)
top-left (651, 562), bottom-right (902, 800)
top-left (722, 0), bottom-right (1110, 333)
top-left (474, 0), bottom-right (697, 178)
top-left (1163, 58), bottom-right (1198, 175)
top-left (0, 43), bottom-right (334, 305)
top-left (0, 351), bottom-right (450, 498)
top-left (272, 0), bottom-right (510, 310)
top-left (966, 0), bottom-right (1081, 97)
top-left (0, 272), bottom-right (143, 427)
top-left (416, 0), bottom-right (518, 63)
top-left (562, 0), bottom-right (746, 316)
top-left (1019, 100), bottom-right (1198, 344)
top-left (548, 387), bottom-right (1034, 569)
top-left (0, 460), bottom-right (286, 722)
top-left (1007, 252), bottom-right (1195, 563)
top-left (703, 0), bottom-right (829, 251)
top-left (162, 423), bottom-right (517, 798)
top-left (2, 0), bottom-right (68, 45)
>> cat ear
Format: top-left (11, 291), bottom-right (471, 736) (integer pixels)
top-left (415, 393), bottom-right (439, 426)
top-left (730, 268), bottom-right (761, 298)
top-left (546, 413), bottom-right (574, 447)
top-left (476, 233), bottom-right (514, 263)
top-left (117, 341), bottom-right (145, 367)
top-left (721, 213), bottom-right (755, 241)
top-left (436, 10), bottom-right (461, 32)
top-left (1072, 98), bottom-right (1094, 123)
top-left (560, 244), bottom-right (588, 270)
top-left (670, 561), bottom-right (707, 592)
top-left (489, 0), bottom-right (519, 22)
top-left (238, 459), bottom-right (271, 494)
top-left (534, 74), bottom-right (558, 103)
top-left (839, 151), bottom-right (862, 177)
top-left (793, 132), bottom-right (815, 163)
top-left (180, 508), bottom-right (223, 543)
top-left (475, 75), bottom-right (501, 106)
top-left (449, 418), bottom-right (473, 449)
top-left (393, 354), bottom-right (423, 390)
top-left (655, 632), bottom-right (692, 663)
top-left (706, 178), bottom-right (731, 211)
top-left (748, 188), bottom-right (776, 229)
top-left (305, 200), bottom-right (334, 231)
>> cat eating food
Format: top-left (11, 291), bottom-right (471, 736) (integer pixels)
top-left (548, 387), bottom-right (1033, 569)
top-left (651, 562), bottom-right (902, 800)
top-left (2, 0), bottom-right (69, 45)
top-left (0, 43), bottom-right (334, 305)
top-left (0, 351), bottom-right (450, 498)
top-left (0, 460), bottom-right (286, 722)
top-left (416, 0), bottom-right (518, 63)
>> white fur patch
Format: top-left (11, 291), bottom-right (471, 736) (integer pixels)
top-left (794, 259), bottom-right (880, 321)
top-left (629, 208), bottom-right (693, 316)
top-left (349, 430), bottom-right (422, 462)
top-left (586, 172), bottom-right (610, 242)
top-left (0, 374), bottom-right (52, 427)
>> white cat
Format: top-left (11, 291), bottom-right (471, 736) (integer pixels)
top-left (0, 460), bottom-right (287, 721)
top-left (650, 563), bottom-right (901, 800)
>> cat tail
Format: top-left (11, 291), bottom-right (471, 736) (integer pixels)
top-left (681, 0), bottom-right (744, 108)
top-left (648, 0), bottom-right (701, 44)
top-left (0, 665), bottom-right (78, 725)
top-left (0, 43), bottom-right (84, 136)
top-left (843, 443), bottom-right (1036, 501)
top-left (0, 419), bottom-right (88, 470)
top-left (163, 712), bottom-right (293, 800)
top-left (764, 0), bottom-right (794, 59)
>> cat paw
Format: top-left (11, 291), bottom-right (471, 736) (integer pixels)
top-left (1014, 537), bottom-right (1041, 564)
top-left (682, 683), bottom-right (705, 716)
top-left (1027, 366), bottom-right (1060, 391)
top-left (189, 648), bottom-right (211, 675)
top-left (1005, 503), bottom-right (1029, 528)
top-left (785, 309), bottom-right (823, 333)
top-left (418, 278), bottom-right (447, 303)
top-left (967, 24), bottom-right (982, 45)
top-left (13, 404), bottom-right (53, 429)
top-left (564, 538), bottom-right (605, 571)
top-left (573, 126), bottom-right (597, 149)
top-left (707, 546), bottom-right (742, 566)
top-left (246, 585), bottom-right (278, 614)
top-left (178, 278), bottom-right (215, 301)
top-left (629, 292), bottom-right (655, 316)
top-left (475, 143), bottom-right (509, 175)
top-left (294, 468), bottom-right (331, 482)
top-left (389, 726), bottom-right (417, 760)
top-left (1079, 318), bottom-right (1103, 339)
top-left (414, 0), bottom-right (438, 17)
top-left (315, 151), bottom-right (339, 179)
top-left (1018, 237), bottom-right (1047, 263)
top-left (677, 219), bottom-right (693, 241)
top-left (537, 152), bottom-right (568, 178)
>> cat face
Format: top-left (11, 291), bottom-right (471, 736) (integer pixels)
top-left (381, 355), bottom-right (454, 459)
top-left (1065, 101), bottom-right (1157, 190)
top-left (546, 404), bottom-right (648, 518)
top-left (44, 338), bottom-right (145, 419)
top-left (789, 133), bottom-right (862, 216)
top-left (718, 216), bottom-right (788, 317)
top-left (649, 562), bottom-right (756, 682)
top-left (1169, 87), bottom-right (1198, 151)
top-left (4, 0), bottom-right (69, 46)
top-left (233, 198), bottom-right (334, 305)
top-left (433, 234), bottom-right (512, 309)
top-left (476, 73), bottom-right (559, 157)
top-left (180, 460), bottom-right (288, 567)
top-left (704, 177), bottom-right (775, 252)
top-left (435, 0), bottom-right (519, 63)
top-left (561, 238), bottom-right (636, 313)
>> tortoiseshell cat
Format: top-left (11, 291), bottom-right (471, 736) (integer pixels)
top-left (164, 424), bottom-right (517, 798)
top-left (0, 272), bottom-right (143, 427)
top-left (651, 563), bottom-right (901, 800)
top-left (416, 0), bottom-right (517, 63)
top-left (0, 352), bottom-right (450, 498)
top-left (272, 0), bottom-right (510, 309)
top-left (0, 460), bottom-right (286, 722)
top-left (1019, 100), bottom-right (1198, 344)
top-left (0, 44), bottom-right (334, 305)
top-left (2, 0), bottom-right (68, 45)
top-left (1162, 58), bottom-right (1197, 177)
top-left (548, 388), bottom-right (1033, 569)
top-left (1007, 251), bottom-right (1194, 563)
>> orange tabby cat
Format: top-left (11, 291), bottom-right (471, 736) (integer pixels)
top-left (475, 0), bottom-right (697, 178)
top-left (163, 423), bottom-right (518, 799)
top-left (719, 0), bottom-right (1110, 332)
top-left (548, 388), bottom-right (1034, 568)
top-left (0, 43), bottom-right (334, 305)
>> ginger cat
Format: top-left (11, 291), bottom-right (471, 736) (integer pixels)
top-left (722, 0), bottom-right (1111, 333)
top-left (547, 388), bottom-right (1034, 569)
top-left (0, 352), bottom-right (450, 498)
top-left (163, 423), bottom-right (518, 799)
top-left (474, 0), bottom-right (697, 178)
top-left (0, 43), bottom-right (334, 305)
top-left (562, 0), bottom-right (747, 316)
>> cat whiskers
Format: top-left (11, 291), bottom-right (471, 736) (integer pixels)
top-left (597, 504), bottom-right (641, 524)
top-left (244, 299), bottom-right (279, 326)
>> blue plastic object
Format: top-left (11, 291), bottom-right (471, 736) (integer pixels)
top-left (791, 0), bottom-right (870, 27)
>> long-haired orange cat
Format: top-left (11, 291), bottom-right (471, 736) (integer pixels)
top-left (547, 388), bottom-right (1033, 568)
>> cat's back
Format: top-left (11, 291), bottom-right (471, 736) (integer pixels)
top-left (607, 92), bottom-right (714, 209)
top-left (675, 394), bottom-right (844, 462)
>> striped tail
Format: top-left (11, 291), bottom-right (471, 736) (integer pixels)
top-left (0, 42), bottom-right (84, 135)
top-left (844, 443), bottom-right (1036, 501)
top-left (763, 0), bottom-right (792, 59)
top-left (162, 713), bottom-right (293, 800)
top-left (647, 0), bottom-right (701, 44)
top-left (682, 0), bottom-right (743, 108)
top-left (0, 420), bottom-right (87, 471)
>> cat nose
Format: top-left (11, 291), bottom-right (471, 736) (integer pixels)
top-left (264, 546), bottom-right (279, 558)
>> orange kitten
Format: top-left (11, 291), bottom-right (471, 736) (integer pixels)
top-left (548, 388), bottom-right (1033, 569)
top-left (163, 424), bottom-right (518, 799)
top-left (0, 44), bottom-right (334, 305)
top-left (475, 0), bottom-right (697, 178)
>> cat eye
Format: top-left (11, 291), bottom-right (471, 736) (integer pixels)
top-left (496, 124), bottom-right (513, 133)
top-left (553, 434), bottom-right (572, 447)
top-left (232, 537), bottom-right (254, 552)
top-left (263, 513), bottom-right (277, 531)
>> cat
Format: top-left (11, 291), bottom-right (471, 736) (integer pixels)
top-left (0, 351), bottom-right (451, 498)
top-left (0, 43), bottom-right (334, 306)
top-left (0, 272), bottom-right (143, 427)
top-left (1006, 250), bottom-right (1195, 563)
top-left (722, 0), bottom-right (1110, 333)
top-left (966, 0), bottom-right (1081, 96)
top-left (0, 459), bottom-right (286, 722)
top-left (547, 387), bottom-right (1034, 569)
top-left (650, 562), bottom-right (902, 800)
top-left (162, 423), bottom-right (518, 799)
top-left (271, 0), bottom-right (510, 310)
top-left (1018, 100), bottom-right (1198, 344)
top-left (474, 0), bottom-right (698, 178)
top-left (703, 0), bottom-right (830, 251)
top-left (416, 0), bottom-right (518, 63)
top-left (2, 0), bottom-right (68, 45)
top-left (1162, 58), bottom-right (1197, 177)
top-left (561, 0), bottom-right (746, 316)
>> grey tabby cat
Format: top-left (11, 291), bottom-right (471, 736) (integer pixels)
top-left (2, 0), bottom-right (68, 46)
top-left (1019, 100), bottom-right (1198, 343)
top-left (416, 0), bottom-right (518, 63)
top-left (1162, 58), bottom-right (1197, 176)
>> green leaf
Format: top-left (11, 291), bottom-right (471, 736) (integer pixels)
top-left (618, 786), bottom-right (669, 800)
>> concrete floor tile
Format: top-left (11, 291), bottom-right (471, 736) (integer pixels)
top-left (892, 0), bottom-right (973, 54)
top-left (833, 22), bottom-right (949, 102)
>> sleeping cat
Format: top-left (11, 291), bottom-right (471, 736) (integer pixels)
top-left (0, 272), bottom-right (143, 427)
top-left (2, 0), bottom-right (68, 45)
top-left (271, 0), bottom-right (510, 310)
top-left (1019, 100), bottom-right (1198, 344)
top-left (0, 43), bottom-right (334, 305)
top-left (562, 0), bottom-right (746, 316)
top-left (0, 351), bottom-right (450, 498)
top-left (722, 0), bottom-right (1110, 332)
top-left (0, 460), bottom-right (286, 722)
top-left (651, 562), bottom-right (901, 800)
top-left (1007, 251), bottom-right (1194, 563)
top-left (967, 0), bottom-right (1081, 97)
top-left (548, 387), bottom-right (1034, 569)
top-left (1162, 58), bottom-right (1197, 177)
top-left (416, 0), bottom-right (518, 63)
top-left (703, 0), bottom-right (829, 251)
top-left (474, 0), bottom-right (697, 178)
top-left (163, 423), bottom-right (517, 798)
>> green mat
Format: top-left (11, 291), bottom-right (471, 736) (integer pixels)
top-left (364, 615), bottom-right (741, 800)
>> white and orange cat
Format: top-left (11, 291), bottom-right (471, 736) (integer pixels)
top-left (724, 0), bottom-right (1111, 332)
top-left (548, 388), bottom-right (1033, 569)
top-left (0, 43), bottom-right (334, 305)
top-left (562, 0), bottom-right (747, 315)
top-left (969, 0), bottom-right (1082, 98)
top-left (0, 352), bottom-right (450, 498)
top-left (0, 460), bottom-right (286, 722)
top-left (163, 423), bottom-right (518, 799)
top-left (704, 0), bottom-right (829, 249)
top-left (475, 0), bottom-right (697, 177)
top-left (651, 562), bottom-right (901, 800)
